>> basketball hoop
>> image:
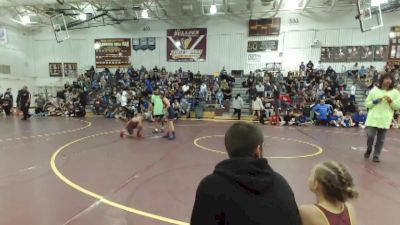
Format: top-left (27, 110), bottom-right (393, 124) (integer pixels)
top-left (50, 14), bottom-right (69, 43)
top-left (357, 0), bottom-right (384, 32)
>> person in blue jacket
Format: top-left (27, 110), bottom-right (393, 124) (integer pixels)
top-left (313, 99), bottom-right (332, 125)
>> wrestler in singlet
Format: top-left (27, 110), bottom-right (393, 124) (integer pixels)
top-left (126, 120), bottom-right (139, 135)
top-left (314, 203), bottom-right (353, 225)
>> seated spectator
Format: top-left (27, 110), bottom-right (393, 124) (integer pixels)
top-left (35, 94), bottom-right (46, 116)
top-left (269, 109), bottom-right (282, 126)
top-left (199, 83), bottom-right (207, 100)
top-left (313, 99), bottom-right (332, 125)
top-left (329, 110), bottom-right (342, 127)
top-left (264, 98), bottom-right (274, 119)
top-left (283, 110), bottom-right (296, 126)
top-left (93, 95), bottom-right (104, 115)
top-left (353, 110), bottom-right (366, 128)
top-left (341, 112), bottom-right (354, 128)
top-left (191, 122), bottom-right (301, 225)
top-left (359, 66), bottom-right (367, 80)
top-left (265, 82), bottom-right (273, 98)
top-left (104, 97), bottom-right (117, 118)
top-left (300, 161), bottom-right (358, 225)
top-left (256, 82), bottom-right (265, 97)
top-left (215, 89), bottom-right (224, 109)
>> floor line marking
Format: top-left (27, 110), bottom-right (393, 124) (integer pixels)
top-left (50, 130), bottom-right (189, 225)
top-left (193, 135), bottom-right (324, 159)
top-left (1, 119), bottom-right (92, 143)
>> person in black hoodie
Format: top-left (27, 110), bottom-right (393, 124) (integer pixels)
top-left (191, 122), bottom-right (301, 225)
top-left (17, 86), bottom-right (31, 120)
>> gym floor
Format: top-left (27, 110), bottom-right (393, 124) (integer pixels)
top-left (0, 117), bottom-right (399, 225)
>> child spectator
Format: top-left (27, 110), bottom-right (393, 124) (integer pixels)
top-left (300, 161), bottom-right (358, 225)
top-left (283, 110), bottom-right (296, 126)
top-left (341, 113), bottom-right (354, 128)
top-left (353, 111), bottom-right (366, 128)
top-left (329, 110), bottom-right (341, 127)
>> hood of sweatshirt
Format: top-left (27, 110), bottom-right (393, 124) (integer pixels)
top-left (214, 158), bottom-right (274, 195)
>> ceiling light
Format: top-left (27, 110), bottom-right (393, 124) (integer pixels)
top-left (288, 0), bottom-right (300, 10)
top-left (389, 32), bottom-right (396, 38)
top-left (141, 9), bottom-right (148, 18)
top-left (79, 13), bottom-right (87, 21)
top-left (371, 0), bottom-right (388, 6)
top-left (210, 4), bottom-right (217, 14)
top-left (21, 15), bottom-right (30, 25)
top-left (94, 42), bottom-right (101, 50)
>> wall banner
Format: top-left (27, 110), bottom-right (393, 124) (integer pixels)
top-left (167, 28), bottom-right (207, 62)
top-left (247, 52), bottom-right (281, 64)
top-left (132, 37), bottom-right (156, 51)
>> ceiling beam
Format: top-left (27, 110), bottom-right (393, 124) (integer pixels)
top-left (330, 0), bottom-right (336, 11)
top-left (272, 0), bottom-right (282, 17)
top-left (303, 0), bottom-right (312, 10)
top-left (224, 0), bottom-right (229, 14)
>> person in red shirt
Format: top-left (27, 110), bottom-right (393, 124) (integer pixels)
top-left (299, 161), bottom-right (358, 225)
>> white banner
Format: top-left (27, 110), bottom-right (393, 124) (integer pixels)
top-left (0, 27), bottom-right (7, 44)
top-left (247, 52), bottom-right (281, 64)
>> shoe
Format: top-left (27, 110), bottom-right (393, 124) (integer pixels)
top-left (136, 134), bottom-right (143, 139)
top-left (163, 132), bottom-right (170, 139)
top-left (152, 129), bottom-right (159, 134)
top-left (168, 135), bottom-right (176, 140)
top-left (372, 156), bottom-right (381, 163)
top-left (120, 131), bottom-right (124, 138)
top-left (364, 151), bottom-right (371, 159)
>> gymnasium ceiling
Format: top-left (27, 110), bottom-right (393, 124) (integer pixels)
top-left (0, 0), bottom-right (399, 29)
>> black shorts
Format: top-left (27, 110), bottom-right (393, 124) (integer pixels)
top-left (153, 114), bottom-right (164, 120)
top-left (167, 107), bottom-right (176, 120)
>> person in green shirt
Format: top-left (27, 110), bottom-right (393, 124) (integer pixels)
top-left (364, 73), bottom-right (400, 162)
top-left (151, 90), bottom-right (165, 133)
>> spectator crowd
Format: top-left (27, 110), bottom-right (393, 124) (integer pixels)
top-left (1, 61), bottom-right (399, 128)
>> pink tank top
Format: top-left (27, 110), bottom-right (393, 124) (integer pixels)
top-left (315, 204), bottom-right (352, 225)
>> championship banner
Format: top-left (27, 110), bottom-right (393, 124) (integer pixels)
top-left (133, 37), bottom-right (156, 51)
top-left (63, 63), bottom-right (78, 76)
top-left (0, 27), bottom-right (7, 44)
top-left (167, 28), bottom-right (207, 62)
top-left (49, 63), bottom-right (63, 77)
top-left (247, 40), bottom-right (278, 52)
top-left (95, 38), bottom-right (131, 68)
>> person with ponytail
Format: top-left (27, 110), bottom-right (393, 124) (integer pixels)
top-left (300, 161), bottom-right (358, 225)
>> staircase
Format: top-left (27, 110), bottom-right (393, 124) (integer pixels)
top-left (344, 77), bottom-right (367, 111)
top-left (229, 77), bottom-right (252, 115)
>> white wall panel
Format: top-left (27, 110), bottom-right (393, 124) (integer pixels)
top-left (23, 10), bottom-right (399, 91)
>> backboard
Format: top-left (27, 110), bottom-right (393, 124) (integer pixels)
top-left (50, 14), bottom-right (69, 43)
top-left (357, 0), bottom-right (384, 32)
